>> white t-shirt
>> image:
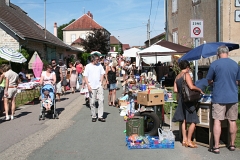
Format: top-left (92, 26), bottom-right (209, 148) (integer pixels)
top-left (83, 63), bottom-right (105, 89)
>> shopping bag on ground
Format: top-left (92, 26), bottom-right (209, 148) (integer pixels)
top-left (76, 81), bottom-right (80, 90)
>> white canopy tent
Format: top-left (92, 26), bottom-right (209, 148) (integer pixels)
top-left (123, 48), bottom-right (140, 57)
top-left (138, 45), bottom-right (176, 55)
top-left (142, 56), bottom-right (172, 64)
top-left (137, 45), bottom-right (176, 65)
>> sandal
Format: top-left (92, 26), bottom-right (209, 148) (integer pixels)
top-left (98, 118), bottom-right (106, 122)
top-left (108, 102), bottom-right (112, 106)
top-left (186, 141), bottom-right (198, 148)
top-left (228, 145), bottom-right (236, 151)
top-left (209, 147), bottom-right (220, 154)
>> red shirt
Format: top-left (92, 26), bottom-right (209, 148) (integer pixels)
top-left (76, 64), bottom-right (83, 74)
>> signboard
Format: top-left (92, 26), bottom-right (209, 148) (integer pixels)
top-left (235, 10), bottom-right (240, 22)
top-left (190, 19), bottom-right (203, 38)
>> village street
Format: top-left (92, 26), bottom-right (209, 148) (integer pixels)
top-left (0, 86), bottom-right (239, 160)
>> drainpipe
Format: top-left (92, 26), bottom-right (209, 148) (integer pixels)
top-left (217, 0), bottom-right (221, 42)
top-left (165, 0), bottom-right (168, 41)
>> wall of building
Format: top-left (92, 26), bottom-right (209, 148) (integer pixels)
top-left (222, 0), bottom-right (240, 63)
top-left (0, 27), bottom-right (19, 50)
top-left (63, 30), bottom-right (91, 45)
top-left (167, 0), bottom-right (240, 64)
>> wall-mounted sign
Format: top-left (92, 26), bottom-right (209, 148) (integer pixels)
top-left (235, 10), bottom-right (240, 22)
top-left (236, 0), bottom-right (240, 7)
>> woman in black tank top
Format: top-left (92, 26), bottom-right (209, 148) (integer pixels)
top-left (105, 63), bottom-right (117, 106)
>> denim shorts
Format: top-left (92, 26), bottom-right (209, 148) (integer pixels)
top-left (109, 83), bottom-right (117, 90)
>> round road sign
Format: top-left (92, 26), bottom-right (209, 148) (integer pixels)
top-left (193, 27), bottom-right (201, 35)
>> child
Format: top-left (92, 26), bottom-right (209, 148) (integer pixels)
top-left (42, 90), bottom-right (52, 111)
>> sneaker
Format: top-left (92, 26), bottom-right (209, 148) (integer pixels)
top-left (11, 115), bottom-right (14, 120)
top-left (5, 115), bottom-right (10, 120)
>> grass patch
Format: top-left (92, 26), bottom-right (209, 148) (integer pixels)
top-left (16, 88), bottom-right (40, 107)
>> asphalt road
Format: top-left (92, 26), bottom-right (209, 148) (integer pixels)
top-left (0, 86), bottom-right (240, 160)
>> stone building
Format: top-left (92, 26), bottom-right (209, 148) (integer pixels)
top-left (165, 0), bottom-right (240, 65)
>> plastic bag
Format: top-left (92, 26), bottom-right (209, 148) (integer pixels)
top-left (158, 128), bottom-right (175, 143)
top-left (76, 81), bottom-right (80, 90)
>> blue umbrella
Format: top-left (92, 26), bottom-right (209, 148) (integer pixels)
top-left (179, 42), bottom-right (239, 61)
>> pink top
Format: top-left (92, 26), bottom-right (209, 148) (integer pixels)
top-left (76, 64), bottom-right (83, 74)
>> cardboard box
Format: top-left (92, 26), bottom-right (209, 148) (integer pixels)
top-left (119, 100), bottom-right (128, 106)
top-left (137, 91), bottom-right (164, 106)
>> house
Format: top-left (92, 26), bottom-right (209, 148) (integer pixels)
top-left (122, 44), bottom-right (130, 51)
top-left (144, 32), bottom-right (166, 47)
top-left (62, 11), bottom-right (111, 52)
top-left (0, 0), bottom-right (80, 63)
top-left (165, 0), bottom-right (240, 65)
top-left (109, 36), bottom-right (122, 55)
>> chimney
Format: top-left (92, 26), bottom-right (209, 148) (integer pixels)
top-left (5, 0), bottom-right (10, 6)
top-left (54, 22), bottom-right (57, 37)
top-left (87, 11), bottom-right (93, 19)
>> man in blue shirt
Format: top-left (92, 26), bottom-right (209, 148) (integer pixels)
top-left (206, 45), bottom-right (240, 154)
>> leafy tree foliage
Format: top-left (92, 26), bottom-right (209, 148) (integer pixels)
top-left (80, 28), bottom-right (110, 55)
top-left (57, 19), bottom-right (75, 40)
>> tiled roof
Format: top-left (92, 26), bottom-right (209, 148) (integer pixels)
top-left (63, 14), bottom-right (103, 31)
top-left (122, 44), bottom-right (130, 51)
top-left (110, 36), bottom-right (121, 44)
top-left (71, 37), bottom-right (84, 45)
top-left (0, 1), bottom-right (75, 50)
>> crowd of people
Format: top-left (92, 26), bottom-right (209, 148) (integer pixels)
top-left (0, 46), bottom-right (239, 154)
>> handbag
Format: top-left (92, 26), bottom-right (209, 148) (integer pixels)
top-left (182, 74), bottom-right (201, 102)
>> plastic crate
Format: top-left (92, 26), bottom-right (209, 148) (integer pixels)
top-left (126, 136), bottom-right (174, 149)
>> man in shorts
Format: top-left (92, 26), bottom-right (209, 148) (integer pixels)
top-left (206, 45), bottom-right (240, 154)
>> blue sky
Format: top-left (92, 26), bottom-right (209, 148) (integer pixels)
top-left (11, 0), bottom-right (165, 47)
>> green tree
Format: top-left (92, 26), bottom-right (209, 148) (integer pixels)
top-left (57, 19), bottom-right (75, 40)
top-left (80, 28), bottom-right (110, 55)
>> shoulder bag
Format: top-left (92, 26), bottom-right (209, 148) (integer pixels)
top-left (182, 73), bottom-right (201, 102)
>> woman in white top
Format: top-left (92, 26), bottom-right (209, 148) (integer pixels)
top-left (40, 64), bottom-right (56, 86)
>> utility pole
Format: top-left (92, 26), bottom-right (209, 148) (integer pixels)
top-left (147, 19), bottom-right (150, 46)
top-left (44, 0), bottom-right (46, 39)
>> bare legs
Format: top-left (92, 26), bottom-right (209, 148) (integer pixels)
top-left (108, 89), bottom-right (116, 106)
top-left (228, 120), bottom-right (237, 146)
top-left (4, 97), bottom-right (16, 120)
top-left (213, 119), bottom-right (237, 150)
top-left (181, 120), bottom-right (197, 147)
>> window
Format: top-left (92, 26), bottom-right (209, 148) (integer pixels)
top-left (172, 0), bottom-right (178, 13)
top-left (71, 34), bottom-right (76, 42)
top-left (80, 34), bottom-right (86, 39)
top-left (173, 31), bottom-right (178, 44)
top-left (47, 47), bottom-right (56, 62)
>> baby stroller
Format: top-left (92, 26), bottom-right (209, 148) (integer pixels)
top-left (39, 84), bottom-right (58, 120)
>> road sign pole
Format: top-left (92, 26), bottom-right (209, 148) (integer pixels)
top-left (194, 38), bottom-right (199, 82)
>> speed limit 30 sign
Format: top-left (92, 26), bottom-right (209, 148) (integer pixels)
top-left (190, 20), bottom-right (203, 38)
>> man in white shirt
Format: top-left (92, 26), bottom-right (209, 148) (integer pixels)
top-left (83, 54), bottom-right (105, 122)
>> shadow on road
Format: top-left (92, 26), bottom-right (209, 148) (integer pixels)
top-left (56, 108), bottom-right (65, 115)
top-left (59, 97), bottom-right (69, 102)
top-left (103, 112), bottom-right (110, 119)
top-left (15, 111), bottom-right (31, 118)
